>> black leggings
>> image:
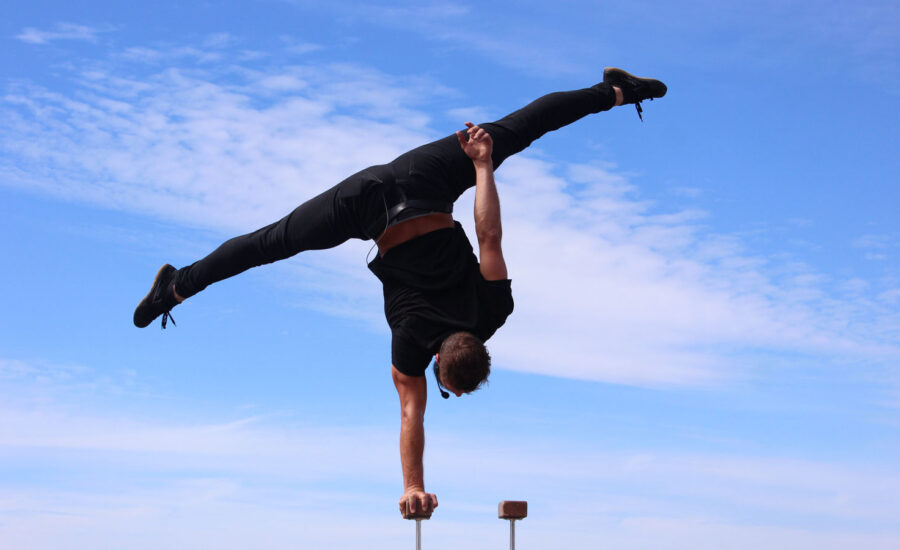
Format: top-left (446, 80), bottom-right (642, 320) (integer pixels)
top-left (175, 83), bottom-right (617, 298)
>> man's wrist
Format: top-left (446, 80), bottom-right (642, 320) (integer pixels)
top-left (473, 158), bottom-right (493, 170)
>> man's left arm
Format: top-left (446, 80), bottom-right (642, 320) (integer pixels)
top-left (457, 123), bottom-right (507, 281)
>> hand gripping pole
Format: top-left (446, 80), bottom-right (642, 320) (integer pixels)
top-left (498, 501), bottom-right (527, 550)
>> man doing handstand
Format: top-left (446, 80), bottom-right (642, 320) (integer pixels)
top-left (133, 67), bottom-right (667, 517)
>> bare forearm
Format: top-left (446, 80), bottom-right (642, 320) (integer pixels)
top-left (399, 413), bottom-right (426, 491)
top-left (392, 367), bottom-right (436, 517)
top-left (473, 160), bottom-right (502, 243)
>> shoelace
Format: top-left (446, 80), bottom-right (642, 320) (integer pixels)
top-left (156, 280), bottom-right (177, 329)
top-left (635, 97), bottom-right (655, 122)
top-left (161, 310), bottom-right (176, 329)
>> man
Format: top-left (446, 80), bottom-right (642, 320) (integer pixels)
top-left (133, 68), bottom-right (666, 517)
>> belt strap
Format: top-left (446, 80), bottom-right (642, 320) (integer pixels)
top-left (387, 199), bottom-right (453, 225)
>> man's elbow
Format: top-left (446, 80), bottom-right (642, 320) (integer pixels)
top-left (401, 403), bottom-right (425, 425)
top-left (477, 227), bottom-right (503, 248)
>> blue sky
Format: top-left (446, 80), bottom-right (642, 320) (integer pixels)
top-left (1, 1), bottom-right (898, 548)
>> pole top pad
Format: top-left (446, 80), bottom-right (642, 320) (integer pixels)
top-left (402, 500), bottom-right (434, 520)
top-left (498, 500), bottom-right (528, 520)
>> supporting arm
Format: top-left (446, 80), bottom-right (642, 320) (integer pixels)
top-left (392, 365), bottom-right (438, 518)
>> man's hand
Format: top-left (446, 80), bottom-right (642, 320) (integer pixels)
top-left (399, 488), bottom-right (439, 519)
top-left (457, 122), bottom-right (493, 165)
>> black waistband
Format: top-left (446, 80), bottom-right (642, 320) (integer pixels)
top-left (387, 198), bottom-right (453, 225)
top-left (382, 181), bottom-right (453, 227)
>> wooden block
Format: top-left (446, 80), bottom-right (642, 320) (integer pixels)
top-left (402, 500), bottom-right (434, 520)
top-left (498, 500), bottom-right (527, 520)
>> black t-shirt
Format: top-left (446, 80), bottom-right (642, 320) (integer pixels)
top-left (368, 222), bottom-right (514, 376)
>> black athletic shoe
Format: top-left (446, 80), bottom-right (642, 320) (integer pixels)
top-left (603, 67), bottom-right (667, 121)
top-left (133, 263), bottom-right (180, 329)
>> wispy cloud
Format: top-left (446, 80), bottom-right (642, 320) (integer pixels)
top-left (1, 360), bottom-right (898, 550)
top-left (277, 0), bottom-right (900, 85)
top-left (469, 158), bottom-right (900, 386)
top-left (281, 0), bottom-right (587, 77)
top-left (854, 233), bottom-right (895, 261)
top-left (14, 22), bottom-right (106, 45)
top-left (0, 64), bottom-right (439, 232)
top-left (1, 39), bottom-right (898, 388)
top-left (120, 45), bottom-right (224, 64)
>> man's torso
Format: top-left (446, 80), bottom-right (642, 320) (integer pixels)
top-left (368, 222), bottom-right (514, 376)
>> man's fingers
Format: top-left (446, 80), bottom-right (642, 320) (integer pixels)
top-left (398, 492), bottom-right (438, 518)
top-left (400, 495), bottom-right (420, 518)
top-left (458, 122), bottom-right (493, 160)
top-left (456, 130), bottom-right (468, 147)
top-left (466, 126), bottom-right (490, 143)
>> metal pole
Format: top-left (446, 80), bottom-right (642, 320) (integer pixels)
top-left (416, 518), bottom-right (421, 550)
top-left (499, 501), bottom-right (526, 550)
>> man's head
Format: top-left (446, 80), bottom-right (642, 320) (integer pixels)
top-left (436, 332), bottom-right (491, 396)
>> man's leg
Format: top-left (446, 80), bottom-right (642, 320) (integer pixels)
top-left (392, 84), bottom-right (617, 202)
top-left (483, 70), bottom-right (665, 171)
top-left (481, 83), bottom-right (618, 171)
top-left (173, 185), bottom-right (350, 299)
top-left (394, 70), bottom-right (664, 202)
top-left (134, 179), bottom-right (370, 328)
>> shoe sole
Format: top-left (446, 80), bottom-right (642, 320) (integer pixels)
top-left (133, 263), bottom-right (174, 328)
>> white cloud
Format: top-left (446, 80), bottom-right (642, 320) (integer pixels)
top-left (1, 375), bottom-right (898, 550)
top-left (4, 484), bottom-right (899, 550)
top-left (15, 22), bottom-right (105, 45)
top-left (854, 233), bottom-right (894, 250)
top-left (280, 35), bottom-right (323, 55)
top-left (880, 288), bottom-right (900, 305)
top-left (446, 106), bottom-right (493, 124)
top-left (0, 65), bottom-right (436, 233)
top-left (1, 353), bottom-right (898, 549)
top-left (0, 406), bottom-right (396, 480)
top-left (202, 32), bottom-right (234, 49)
top-left (120, 45), bottom-right (223, 63)
top-left (1, 44), bottom-right (898, 388)
top-left (458, 157), bottom-right (899, 385)
top-left (281, 0), bottom-right (587, 77)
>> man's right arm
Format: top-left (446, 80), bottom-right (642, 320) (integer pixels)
top-left (392, 365), bottom-right (438, 518)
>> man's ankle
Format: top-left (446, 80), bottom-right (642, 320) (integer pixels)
top-left (613, 86), bottom-right (624, 106)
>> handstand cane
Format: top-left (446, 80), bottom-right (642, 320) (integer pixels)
top-left (498, 501), bottom-right (528, 550)
top-left (403, 500), bottom-right (433, 550)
